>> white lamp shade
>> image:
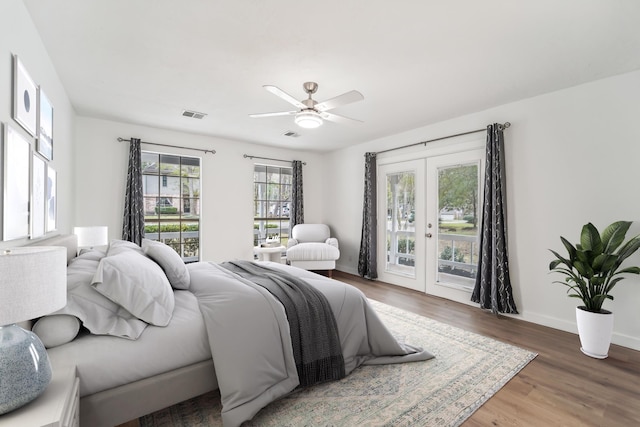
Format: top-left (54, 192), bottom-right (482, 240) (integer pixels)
top-left (0, 246), bottom-right (67, 325)
top-left (74, 226), bottom-right (108, 248)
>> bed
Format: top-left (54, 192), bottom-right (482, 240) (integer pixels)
top-left (29, 234), bottom-right (432, 427)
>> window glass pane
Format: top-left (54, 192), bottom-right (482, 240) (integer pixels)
top-left (254, 165), bottom-right (266, 182)
top-left (160, 155), bottom-right (181, 176)
top-left (385, 171), bottom-right (416, 277)
top-left (181, 177), bottom-right (200, 198)
top-left (436, 163), bottom-right (479, 288)
top-left (160, 176), bottom-right (180, 197)
top-left (181, 157), bottom-right (200, 178)
top-left (142, 152), bottom-right (159, 174)
top-left (281, 169), bottom-right (292, 185)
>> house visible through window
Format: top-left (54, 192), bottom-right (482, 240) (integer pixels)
top-left (253, 164), bottom-right (291, 254)
top-left (142, 151), bottom-right (201, 262)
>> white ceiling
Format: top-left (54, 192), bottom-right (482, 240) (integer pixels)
top-left (23, 0), bottom-right (640, 152)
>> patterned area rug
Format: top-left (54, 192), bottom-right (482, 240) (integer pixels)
top-left (140, 300), bottom-right (536, 427)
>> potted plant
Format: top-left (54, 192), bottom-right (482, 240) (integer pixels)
top-left (549, 221), bottom-right (640, 358)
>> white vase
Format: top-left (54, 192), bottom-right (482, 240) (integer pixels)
top-left (575, 306), bottom-right (614, 359)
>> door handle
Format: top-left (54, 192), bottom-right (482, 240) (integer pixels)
top-left (426, 233), bottom-right (433, 238)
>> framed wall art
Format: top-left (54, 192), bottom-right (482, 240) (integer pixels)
top-left (38, 88), bottom-right (53, 161)
top-left (31, 154), bottom-right (46, 239)
top-left (46, 165), bottom-right (57, 232)
top-left (13, 55), bottom-right (38, 137)
top-left (3, 124), bottom-right (31, 241)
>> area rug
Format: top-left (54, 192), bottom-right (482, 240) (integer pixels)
top-left (140, 300), bottom-right (536, 426)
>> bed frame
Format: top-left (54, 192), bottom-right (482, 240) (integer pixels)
top-left (28, 234), bottom-right (218, 427)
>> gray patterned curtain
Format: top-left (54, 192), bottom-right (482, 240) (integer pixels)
top-left (290, 160), bottom-right (304, 229)
top-left (358, 152), bottom-right (377, 279)
top-left (471, 124), bottom-right (518, 314)
top-left (122, 138), bottom-right (144, 245)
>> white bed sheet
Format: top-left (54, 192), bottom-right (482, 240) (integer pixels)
top-left (48, 290), bottom-right (212, 397)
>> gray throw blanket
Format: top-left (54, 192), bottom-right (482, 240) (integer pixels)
top-left (221, 260), bottom-right (345, 387)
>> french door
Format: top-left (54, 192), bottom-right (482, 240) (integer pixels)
top-left (378, 149), bottom-right (484, 304)
top-left (377, 160), bottom-right (425, 291)
top-left (425, 150), bottom-right (484, 303)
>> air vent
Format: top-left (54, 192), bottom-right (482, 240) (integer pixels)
top-left (283, 131), bottom-right (300, 137)
top-left (182, 109), bottom-right (207, 119)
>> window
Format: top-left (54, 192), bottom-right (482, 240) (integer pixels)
top-left (142, 151), bottom-right (201, 262)
top-left (253, 165), bottom-right (291, 253)
top-left (436, 162), bottom-right (480, 290)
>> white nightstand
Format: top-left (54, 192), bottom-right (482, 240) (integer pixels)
top-left (0, 365), bottom-right (79, 427)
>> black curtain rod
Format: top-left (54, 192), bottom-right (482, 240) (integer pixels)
top-left (243, 154), bottom-right (306, 165)
top-left (117, 137), bottom-right (216, 154)
top-left (375, 122), bottom-right (510, 155)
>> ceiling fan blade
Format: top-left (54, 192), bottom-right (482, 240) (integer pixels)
top-left (315, 90), bottom-right (364, 112)
top-left (321, 111), bottom-right (363, 125)
top-left (263, 85), bottom-right (306, 109)
top-left (249, 111), bottom-right (297, 118)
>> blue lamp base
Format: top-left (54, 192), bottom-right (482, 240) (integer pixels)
top-left (0, 324), bottom-right (52, 415)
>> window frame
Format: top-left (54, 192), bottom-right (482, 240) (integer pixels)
top-left (141, 150), bottom-right (201, 262)
top-left (253, 163), bottom-right (292, 255)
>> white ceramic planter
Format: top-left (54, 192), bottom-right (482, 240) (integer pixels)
top-left (575, 307), bottom-right (614, 359)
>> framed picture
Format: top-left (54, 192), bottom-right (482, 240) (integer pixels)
top-left (13, 55), bottom-right (38, 137)
top-left (38, 88), bottom-right (53, 161)
top-left (31, 154), bottom-right (46, 239)
top-left (3, 124), bottom-right (31, 241)
top-left (46, 165), bottom-right (57, 232)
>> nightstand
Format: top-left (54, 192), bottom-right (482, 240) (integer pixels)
top-left (0, 365), bottom-right (79, 427)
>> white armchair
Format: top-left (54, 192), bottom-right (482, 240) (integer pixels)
top-left (286, 224), bottom-right (340, 277)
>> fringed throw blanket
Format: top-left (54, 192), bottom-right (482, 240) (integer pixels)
top-left (220, 260), bottom-right (345, 387)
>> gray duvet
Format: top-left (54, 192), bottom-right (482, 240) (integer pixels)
top-left (188, 261), bottom-right (433, 427)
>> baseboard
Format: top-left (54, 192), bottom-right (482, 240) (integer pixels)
top-left (333, 267), bottom-right (640, 352)
top-left (491, 309), bottom-right (640, 352)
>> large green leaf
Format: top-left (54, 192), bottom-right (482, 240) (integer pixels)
top-left (549, 250), bottom-right (572, 270)
top-left (581, 223), bottom-right (603, 255)
top-left (615, 266), bottom-right (640, 275)
top-left (573, 260), bottom-right (593, 278)
top-left (592, 253), bottom-right (618, 273)
top-left (602, 221), bottom-right (631, 254)
top-left (615, 236), bottom-right (640, 263)
top-left (560, 236), bottom-right (577, 261)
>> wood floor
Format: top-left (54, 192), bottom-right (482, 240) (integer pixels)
top-left (336, 271), bottom-right (640, 427)
top-left (120, 271), bottom-right (640, 427)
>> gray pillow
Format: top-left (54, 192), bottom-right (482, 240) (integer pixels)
top-left (54, 250), bottom-right (148, 340)
top-left (92, 250), bottom-right (175, 326)
top-left (142, 239), bottom-right (190, 290)
top-left (32, 315), bottom-right (81, 348)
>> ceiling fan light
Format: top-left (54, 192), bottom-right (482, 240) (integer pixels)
top-left (294, 111), bottom-right (323, 129)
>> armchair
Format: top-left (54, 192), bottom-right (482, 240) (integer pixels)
top-left (286, 224), bottom-right (340, 278)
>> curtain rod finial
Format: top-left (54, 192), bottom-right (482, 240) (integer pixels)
top-left (503, 122), bottom-right (511, 129)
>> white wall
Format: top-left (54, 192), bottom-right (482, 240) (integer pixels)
top-left (0, 0), bottom-right (76, 249)
top-left (74, 117), bottom-right (325, 262)
top-left (325, 70), bottom-right (640, 350)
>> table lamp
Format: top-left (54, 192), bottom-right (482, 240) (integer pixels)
top-left (0, 246), bottom-right (67, 414)
top-left (73, 226), bottom-right (108, 253)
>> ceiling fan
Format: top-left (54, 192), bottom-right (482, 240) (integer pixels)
top-left (249, 82), bottom-right (364, 129)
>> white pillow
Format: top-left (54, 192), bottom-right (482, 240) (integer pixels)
top-left (142, 239), bottom-right (190, 290)
top-left (55, 250), bottom-right (148, 340)
top-left (92, 250), bottom-right (175, 326)
top-left (107, 239), bottom-right (145, 256)
top-left (32, 315), bottom-right (81, 348)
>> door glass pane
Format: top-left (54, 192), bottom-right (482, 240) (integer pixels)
top-left (436, 163), bottom-right (479, 288)
top-left (385, 171), bottom-right (416, 277)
